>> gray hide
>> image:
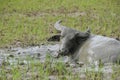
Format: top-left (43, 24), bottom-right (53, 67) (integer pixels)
top-left (49, 20), bottom-right (120, 64)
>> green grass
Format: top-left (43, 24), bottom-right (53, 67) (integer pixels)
top-left (0, 54), bottom-right (120, 80)
top-left (0, 0), bottom-right (120, 80)
top-left (0, 0), bottom-right (119, 47)
top-left (0, 55), bottom-right (73, 80)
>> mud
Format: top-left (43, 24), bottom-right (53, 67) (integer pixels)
top-left (0, 43), bottom-right (119, 80)
top-left (0, 43), bottom-right (61, 65)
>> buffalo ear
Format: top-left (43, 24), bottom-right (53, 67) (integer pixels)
top-left (47, 34), bottom-right (61, 41)
top-left (75, 32), bottom-right (90, 44)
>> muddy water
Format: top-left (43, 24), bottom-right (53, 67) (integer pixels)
top-left (0, 43), bottom-right (119, 80)
top-left (0, 43), bottom-right (63, 65)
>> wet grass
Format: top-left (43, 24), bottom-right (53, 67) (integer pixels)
top-left (0, 54), bottom-right (120, 80)
top-left (0, 55), bottom-right (72, 80)
top-left (0, 0), bottom-right (120, 47)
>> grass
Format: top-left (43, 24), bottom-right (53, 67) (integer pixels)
top-left (0, 54), bottom-right (120, 80)
top-left (0, 0), bottom-right (119, 47)
top-left (0, 0), bottom-right (120, 80)
top-left (0, 55), bottom-right (72, 80)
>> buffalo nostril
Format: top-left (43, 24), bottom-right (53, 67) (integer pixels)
top-left (61, 48), bottom-right (68, 53)
top-left (58, 48), bottom-right (69, 56)
top-left (61, 48), bottom-right (65, 52)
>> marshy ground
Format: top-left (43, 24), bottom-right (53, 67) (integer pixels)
top-left (0, 0), bottom-right (120, 80)
top-left (0, 43), bottom-right (120, 80)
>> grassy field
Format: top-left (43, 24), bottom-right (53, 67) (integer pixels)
top-left (0, 0), bottom-right (120, 80)
top-left (0, 0), bottom-right (119, 47)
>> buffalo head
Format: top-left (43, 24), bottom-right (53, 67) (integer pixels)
top-left (48, 20), bottom-right (91, 56)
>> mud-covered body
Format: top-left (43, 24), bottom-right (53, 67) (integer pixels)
top-left (49, 20), bottom-right (120, 64)
top-left (72, 35), bottom-right (120, 64)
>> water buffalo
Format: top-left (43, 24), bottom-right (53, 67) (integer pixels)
top-left (49, 20), bottom-right (120, 65)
